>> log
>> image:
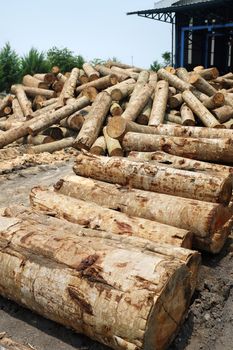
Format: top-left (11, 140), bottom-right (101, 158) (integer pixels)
top-left (212, 105), bottom-right (233, 123)
top-left (0, 95), bottom-right (13, 115)
top-left (27, 134), bottom-right (54, 145)
top-left (83, 63), bottom-right (100, 81)
top-left (11, 85), bottom-right (33, 119)
top-left (52, 80), bottom-right (64, 93)
top-left (176, 67), bottom-right (190, 82)
top-left (223, 119), bottom-right (233, 129)
top-left (193, 66), bottom-right (205, 72)
top-left (106, 116), bottom-right (233, 140)
top-left (31, 101), bottom-right (57, 118)
top-left (14, 85), bottom-right (56, 99)
top-left (182, 90), bottom-right (221, 128)
top-left (168, 93), bottom-right (183, 109)
top-left (32, 95), bottom-right (46, 110)
top-left (11, 98), bottom-right (25, 121)
top-left (55, 175), bottom-right (231, 239)
top-left (121, 84), bottom-right (154, 121)
top-left (105, 79), bottom-right (136, 101)
top-left (103, 126), bottom-right (123, 157)
top-left (136, 98), bottom-right (152, 125)
top-left (57, 72), bottom-right (67, 83)
top-left (80, 86), bottom-right (98, 102)
top-left (122, 132), bottom-right (233, 164)
top-left (0, 206), bottom-right (199, 350)
top-left (22, 74), bottom-right (49, 89)
top-left (110, 102), bottom-right (123, 116)
top-left (128, 151), bottom-right (233, 178)
top-left (30, 187), bottom-right (192, 248)
top-left (90, 136), bottom-right (106, 155)
top-left (111, 66), bottom-right (139, 80)
top-left (157, 68), bottom-right (192, 91)
top-left (95, 64), bottom-right (128, 82)
top-left (36, 97), bottom-right (58, 109)
top-left (148, 71), bottom-right (158, 87)
top-left (27, 96), bottom-right (90, 136)
top-left (76, 74), bottom-right (118, 93)
top-left (189, 73), bottom-right (217, 96)
top-left (128, 70), bottom-right (150, 104)
top-left (60, 106), bottom-right (91, 131)
top-left (73, 92), bottom-right (112, 150)
top-left (198, 67), bottom-right (219, 80)
top-left (27, 137), bottom-right (74, 154)
top-left (78, 69), bottom-right (89, 84)
top-left (73, 153), bottom-right (232, 204)
top-left (42, 126), bottom-right (73, 140)
top-left (202, 92), bottom-right (225, 109)
top-left (34, 73), bottom-right (56, 84)
top-left (149, 80), bottom-right (169, 126)
top-left (63, 67), bottom-right (80, 100)
top-left (165, 113), bottom-right (182, 125)
top-left (180, 103), bottom-right (196, 126)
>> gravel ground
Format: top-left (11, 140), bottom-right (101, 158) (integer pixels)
top-left (0, 159), bottom-right (232, 350)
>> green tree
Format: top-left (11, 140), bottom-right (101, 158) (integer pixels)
top-left (150, 60), bottom-right (162, 72)
top-left (0, 42), bottom-right (21, 92)
top-left (91, 58), bottom-right (106, 66)
top-left (20, 48), bottom-right (50, 77)
top-left (47, 47), bottom-right (85, 72)
top-left (162, 51), bottom-right (171, 66)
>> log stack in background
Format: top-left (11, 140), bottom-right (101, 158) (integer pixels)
top-left (1, 62), bottom-right (233, 350)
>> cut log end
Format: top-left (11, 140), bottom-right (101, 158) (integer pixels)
top-left (106, 116), bottom-right (128, 139)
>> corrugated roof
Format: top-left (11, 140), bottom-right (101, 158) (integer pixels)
top-left (154, 0), bottom-right (220, 9)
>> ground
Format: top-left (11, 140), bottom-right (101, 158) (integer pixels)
top-left (0, 157), bottom-right (233, 350)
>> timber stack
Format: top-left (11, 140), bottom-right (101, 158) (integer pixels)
top-left (1, 62), bottom-right (233, 350)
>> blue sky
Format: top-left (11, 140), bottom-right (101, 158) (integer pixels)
top-left (0, 0), bottom-right (171, 69)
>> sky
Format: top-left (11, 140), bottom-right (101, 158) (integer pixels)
top-left (0, 0), bottom-right (171, 69)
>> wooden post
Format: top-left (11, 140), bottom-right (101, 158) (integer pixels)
top-left (149, 80), bottom-right (169, 126)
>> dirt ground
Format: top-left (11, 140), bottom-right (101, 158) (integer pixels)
top-left (0, 157), bottom-right (233, 350)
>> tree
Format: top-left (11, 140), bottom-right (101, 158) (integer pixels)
top-left (47, 47), bottom-right (85, 72)
top-left (150, 60), bottom-right (162, 72)
top-left (0, 42), bottom-right (21, 92)
top-left (20, 48), bottom-right (50, 77)
top-left (162, 51), bottom-right (171, 66)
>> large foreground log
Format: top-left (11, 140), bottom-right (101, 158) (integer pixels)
top-left (0, 206), bottom-right (200, 350)
top-left (74, 91), bottom-right (112, 150)
top-left (122, 132), bottom-right (233, 164)
top-left (55, 175), bottom-right (232, 240)
top-left (106, 116), bottom-right (233, 140)
top-left (30, 187), bottom-right (192, 248)
top-left (73, 153), bottom-right (232, 204)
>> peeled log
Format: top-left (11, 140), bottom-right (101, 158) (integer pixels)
top-left (81, 87), bottom-right (98, 102)
top-left (180, 103), bottom-right (195, 126)
top-left (83, 63), bottom-right (100, 81)
top-left (212, 105), bottom-right (233, 123)
top-left (121, 84), bottom-right (154, 121)
top-left (27, 137), bottom-right (74, 154)
top-left (105, 79), bottom-right (136, 101)
top-left (73, 153), bottom-right (232, 204)
top-left (168, 93), bottom-right (183, 109)
top-left (189, 73), bottom-right (217, 96)
top-left (14, 85), bottom-right (56, 99)
top-left (110, 102), bottom-right (123, 116)
top-left (122, 132), bottom-right (233, 164)
top-left (149, 80), bottom-right (169, 126)
top-left (157, 68), bottom-right (191, 91)
top-left (76, 74), bottom-right (118, 93)
top-left (103, 126), bottom-right (123, 157)
top-left (55, 175), bottom-right (231, 239)
top-left (176, 68), bottom-right (190, 82)
top-left (22, 75), bottom-right (49, 89)
top-left (30, 187), bottom-right (192, 248)
top-left (27, 96), bottom-right (90, 135)
top-left (95, 64), bottom-right (128, 82)
top-left (60, 107), bottom-right (90, 131)
top-left (74, 92), bottom-right (112, 150)
top-left (182, 90), bottom-right (221, 128)
top-left (11, 85), bottom-right (33, 119)
top-left (111, 66), bottom-right (139, 80)
top-left (90, 136), bottom-right (106, 155)
top-left (128, 151), bottom-right (233, 178)
top-left (106, 116), bottom-right (233, 140)
top-left (136, 99), bottom-right (152, 125)
top-left (12, 98), bottom-right (25, 121)
top-left (128, 70), bottom-right (150, 104)
top-left (198, 67), bottom-right (219, 80)
top-left (202, 92), bottom-right (225, 109)
top-left (63, 67), bottom-right (80, 100)
top-left (0, 206), bottom-right (200, 350)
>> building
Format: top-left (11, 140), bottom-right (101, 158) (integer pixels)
top-left (127, 0), bottom-right (233, 73)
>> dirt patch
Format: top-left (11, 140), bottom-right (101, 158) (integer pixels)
top-left (0, 158), bottom-right (233, 350)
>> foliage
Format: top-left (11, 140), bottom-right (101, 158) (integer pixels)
top-left (0, 42), bottom-right (21, 92)
top-left (150, 51), bottom-right (172, 72)
top-left (47, 46), bottom-right (85, 72)
top-left (20, 48), bottom-right (50, 77)
top-left (150, 60), bottom-right (162, 72)
top-left (90, 58), bottom-right (106, 66)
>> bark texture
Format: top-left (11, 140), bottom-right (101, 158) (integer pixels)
top-left (149, 80), bottom-right (169, 126)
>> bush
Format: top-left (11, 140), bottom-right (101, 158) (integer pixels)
top-left (47, 47), bottom-right (85, 72)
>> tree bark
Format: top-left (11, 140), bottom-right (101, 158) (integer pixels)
top-left (111, 66), bottom-right (139, 80)
top-left (103, 126), bottom-right (123, 157)
top-left (11, 85), bottom-right (33, 119)
top-left (202, 92), bottom-right (225, 109)
top-left (157, 68), bottom-right (192, 91)
top-left (198, 67), bottom-right (219, 80)
top-left (60, 106), bottom-right (91, 131)
top-left (168, 93), bottom-right (183, 109)
top-left (0, 95), bottom-right (13, 116)
top-left (76, 75), bottom-right (118, 93)
top-left (212, 105), bottom-right (233, 123)
top-left (73, 92), bottom-right (112, 150)
top-left (122, 132), bottom-right (233, 164)
top-left (180, 103), bottom-right (196, 126)
top-left (22, 75), bottom-right (49, 89)
top-left (34, 73), bottom-right (56, 84)
top-left (80, 86), bottom-right (98, 102)
top-left (189, 73), bottom-right (217, 96)
top-left (11, 84), bottom-right (55, 99)
top-left (136, 99), bottom-right (152, 125)
top-left (182, 90), bottom-right (221, 128)
top-left (12, 98), bottom-right (25, 121)
top-left (27, 137), bottom-right (74, 154)
top-left (0, 206), bottom-right (199, 350)
top-left (95, 64), bottom-right (128, 82)
top-left (27, 96), bottom-right (90, 135)
top-left (36, 97), bottom-right (58, 109)
top-left (176, 68), bottom-right (190, 82)
top-left (148, 71), bottom-right (158, 87)
top-left (63, 68), bottom-right (80, 100)
top-left (83, 63), bottom-right (100, 81)
top-left (165, 113), bottom-right (182, 125)
top-left (55, 175), bottom-right (232, 240)
top-left (106, 116), bottom-right (233, 140)
top-left (30, 187), bottom-right (192, 248)
top-left (128, 151), bottom-right (233, 178)
top-left (149, 80), bottom-right (169, 126)
top-left (32, 95), bottom-right (46, 110)
top-left (105, 79), bottom-right (136, 101)
top-left (121, 84), bottom-right (154, 121)
top-left (222, 119), bottom-right (233, 129)
top-left (128, 70), bottom-right (150, 104)
top-left (90, 136), bottom-right (106, 155)
top-left (73, 153), bottom-right (232, 204)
